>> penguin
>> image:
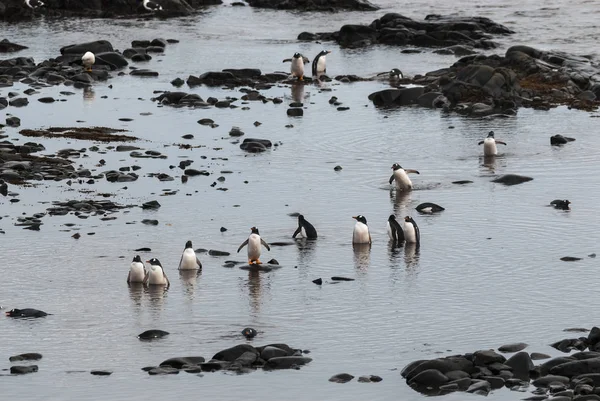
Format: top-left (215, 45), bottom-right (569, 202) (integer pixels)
top-left (403, 216), bottom-right (420, 247)
top-left (178, 240), bottom-right (202, 270)
top-left (387, 215), bottom-right (404, 247)
top-left (550, 199), bottom-right (571, 210)
top-left (144, 258), bottom-right (170, 287)
top-left (127, 255), bottom-right (146, 284)
top-left (416, 202), bottom-right (445, 214)
top-left (478, 131), bottom-right (507, 156)
top-left (376, 68), bottom-right (404, 80)
top-left (5, 308), bottom-right (48, 318)
top-left (352, 215), bottom-right (371, 244)
top-left (24, 0), bottom-right (44, 9)
top-left (237, 227), bottom-right (270, 264)
top-left (242, 327), bottom-right (257, 339)
top-left (292, 214), bottom-right (318, 239)
top-left (143, 0), bottom-right (163, 11)
top-left (0, 179), bottom-right (7, 196)
top-left (312, 50), bottom-right (331, 78)
top-left (389, 163), bottom-right (420, 191)
top-left (283, 53), bottom-right (310, 81)
top-left (81, 51), bottom-right (95, 72)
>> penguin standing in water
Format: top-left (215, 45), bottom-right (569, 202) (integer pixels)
top-left (283, 53), bottom-right (310, 81)
top-left (81, 51), bottom-right (95, 72)
top-left (387, 215), bottom-right (404, 247)
top-left (178, 240), bottom-right (202, 270)
top-left (237, 227), bottom-right (271, 264)
top-left (478, 131), bottom-right (507, 156)
top-left (292, 214), bottom-right (318, 239)
top-left (144, 258), bottom-right (170, 287)
top-left (390, 163), bottom-right (420, 191)
top-left (403, 216), bottom-right (420, 247)
top-left (312, 50), bottom-right (331, 79)
top-left (352, 215), bottom-right (372, 244)
top-left (550, 199), bottom-right (571, 210)
top-left (127, 255), bottom-right (146, 284)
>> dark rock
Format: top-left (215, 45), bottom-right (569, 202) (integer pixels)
top-left (260, 346), bottom-right (289, 360)
top-left (498, 342), bottom-right (528, 353)
top-left (408, 369), bottom-right (449, 387)
top-left (368, 87), bottom-right (425, 107)
top-left (551, 358), bottom-right (600, 378)
top-left (208, 250), bottom-right (230, 256)
top-left (0, 39), bottom-right (28, 53)
top-left (160, 356), bottom-right (205, 369)
top-left (287, 108), bottom-right (304, 117)
top-left (312, 278), bottom-right (323, 285)
top-left (403, 356), bottom-right (474, 381)
top-left (10, 365), bottom-right (38, 374)
top-left (37, 97), bottom-right (56, 103)
top-left (142, 200), bottom-right (161, 210)
top-left (61, 41), bottom-right (114, 56)
top-left (532, 374), bottom-right (570, 387)
top-left (505, 351), bottom-right (534, 380)
top-left (184, 169), bottom-right (209, 176)
top-left (229, 126), bottom-right (244, 137)
top-left (90, 370), bottom-right (112, 376)
top-left (130, 69), bottom-right (159, 77)
top-left (9, 97), bottom-right (29, 107)
top-left (141, 219), bottom-right (159, 225)
top-left (466, 380), bottom-right (491, 395)
top-left (329, 373), bottom-right (354, 383)
top-left (531, 352), bottom-right (552, 360)
top-left (9, 353), bottom-right (43, 362)
top-left (492, 174), bottom-right (534, 186)
top-left (264, 356), bottom-right (312, 369)
top-left (551, 134), bottom-right (576, 145)
top-left (331, 276), bottom-right (354, 281)
top-left (212, 344), bottom-right (258, 362)
top-left (148, 366), bottom-right (180, 375)
top-left (246, 0), bottom-right (378, 11)
top-left (138, 329), bottom-right (169, 340)
top-left (240, 138), bottom-right (272, 153)
top-left (95, 52), bottom-right (128, 69)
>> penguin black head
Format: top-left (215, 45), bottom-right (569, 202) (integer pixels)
top-left (293, 53), bottom-right (301, 59)
top-left (185, 240), bottom-right (193, 249)
top-left (298, 214), bottom-right (305, 222)
top-left (318, 50), bottom-right (332, 57)
top-left (487, 131), bottom-right (495, 138)
top-left (390, 68), bottom-right (404, 79)
top-left (388, 215), bottom-right (397, 223)
top-left (404, 216), bottom-right (414, 223)
top-left (392, 163), bottom-right (402, 171)
top-left (242, 327), bottom-right (257, 339)
top-left (147, 258), bottom-right (162, 266)
top-left (5, 308), bottom-right (20, 317)
top-left (132, 255), bottom-right (142, 263)
top-left (353, 215), bottom-right (367, 225)
top-left (251, 226), bottom-right (260, 235)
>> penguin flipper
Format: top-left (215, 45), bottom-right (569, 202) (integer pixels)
top-left (164, 273), bottom-right (170, 288)
top-left (406, 169), bottom-right (420, 174)
top-left (143, 272), bottom-right (149, 285)
top-left (196, 258), bottom-right (203, 269)
top-left (496, 141), bottom-right (507, 145)
top-left (414, 223), bottom-right (421, 248)
top-left (283, 58), bottom-right (292, 63)
top-left (478, 140), bottom-right (484, 145)
top-left (292, 226), bottom-right (301, 238)
top-left (237, 239), bottom-right (249, 253)
top-left (302, 56), bottom-right (310, 64)
top-left (178, 254), bottom-right (184, 270)
top-left (127, 271), bottom-right (131, 284)
top-left (261, 238), bottom-right (271, 251)
top-left (389, 174), bottom-right (395, 185)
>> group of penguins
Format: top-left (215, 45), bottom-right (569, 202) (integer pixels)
top-left (24, 0), bottom-right (162, 11)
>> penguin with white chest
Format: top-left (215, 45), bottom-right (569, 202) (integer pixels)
top-left (352, 215), bottom-right (372, 244)
top-left (389, 163), bottom-right (420, 191)
top-left (178, 240), bottom-right (202, 270)
top-left (478, 131), bottom-right (507, 156)
top-left (24, 0), bottom-right (44, 8)
top-left (387, 215), bottom-right (404, 247)
top-left (81, 51), bottom-right (95, 72)
top-left (127, 255), bottom-right (146, 284)
top-left (292, 214), bottom-right (318, 239)
top-left (403, 216), bottom-right (420, 247)
top-left (237, 227), bottom-right (271, 265)
top-left (283, 53), bottom-right (310, 81)
top-left (144, 258), bottom-right (170, 287)
top-left (312, 50), bottom-right (331, 79)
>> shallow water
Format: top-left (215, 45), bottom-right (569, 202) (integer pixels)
top-left (1, 1), bottom-right (600, 400)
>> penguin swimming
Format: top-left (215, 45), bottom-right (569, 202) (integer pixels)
top-left (478, 131), bottom-right (507, 156)
top-left (143, 0), bottom-right (163, 11)
top-left (312, 50), bottom-right (331, 78)
top-left (415, 202), bottom-right (445, 214)
top-left (403, 216), bottom-right (420, 247)
top-left (81, 51), bottom-right (95, 72)
top-left (144, 258), bottom-right (170, 287)
top-left (352, 215), bottom-right (371, 244)
top-left (127, 255), bottom-right (146, 284)
top-left (178, 240), bottom-right (202, 270)
top-left (283, 53), bottom-right (310, 81)
top-left (237, 227), bottom-right (271, 264)
top-left (550, 199), bottom-right (571, 210)
top-left (24, 0), bottom-right (44, 8)
top-left (389, 163), bottom-right (420, 191)
top-left (5, 308), bottom-right (48, 318)
top-left (376, 68), bottom-right (404, 81)
top-left (387, 215), bottom-right (404, 247)
top-left (292, 214), bottom-right (318, 239)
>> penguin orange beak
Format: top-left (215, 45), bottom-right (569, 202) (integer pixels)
top-left (352, 216), bottom-right (358, 220)
top-left (146, 260), bottom-right (151, 264)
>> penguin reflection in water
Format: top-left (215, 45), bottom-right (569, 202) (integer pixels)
top-left (283, 53), bottom-right (310, 81)
top-left (478, 131), bottom-right (507, 156)
top-left (238, 227), bottom-right (271, 264)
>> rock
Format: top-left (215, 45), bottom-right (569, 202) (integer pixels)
top-left (551, 358), bottom-right (600, 378)
top-left (9, 353), bottom-right (43, 362)
top-left (148, 366), bottom-right (180, 375)
top-left (466, 380), bottom-right (491, 395)
top-left (312, 278), bottom-right (323, 285)
top-left (138, 329), bottom-right (169, 340)
top-left (531, 352), bottom-right (552, 360)
top-left (287, 108), bottom-right (303, 117)
top-left (142, 200), bottom-right (161, 210)
top-left (229, 126), bottom-right (244, 137)
top-left (492, 174), bottom-right (534, 186)
top-left (532, 374), bottom-right (570, 387)
top-left (212, 344), bottom-right (258, 362)
top-left (473, 349), bottom-right (506, 366)
top-left (540, 357), bottom-right (577, 375)
top-left (90, 370), bottom-right (112, 376)
top-left (403, 356), bottom-right (474, 381)
top-left (240, 138), bottom-right (272, 153)
top-left (159, 356), bottom-right (205, 369)
top-left (408, 369), bottom-right (449, 387)
top-left (95, 52), bottom-right (128, 69)
top-left (246, 0), bottom-right (378, 11)
top-left (260, 346), bottom-right (289, 361)
top-left (551, 134), bottom-right (576, 145)
top-left (10, 365), bottom-right (38, 374)
top-left (231, 351), bottom-right (257, 368)
top-left (37, 97), bottom-right (56, 103)
top-left (329, 373), bottom-right (354, 383)
top-left (184, 169), bottom-right (209, 176)
top-left (130, 69), bottom-right (159, 77)
top-left (498, 342), bottom-right (528, 353)
top-left (264, 356), bottom-right (312, 369)
top-left (5, 116), bottom-right (20, 127)
top-left (505, 351), bottom-right (534, 380)
top-left (61, 40), bottom-right (114, 56)
top-left (0, 39), bottom-right (28, 53)
top-left (368, 87), bottom-right (425, 107)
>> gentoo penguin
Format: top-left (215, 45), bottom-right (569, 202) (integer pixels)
top-left (127, 255), bottom-right (146, 284)
top-left (144, 258), bottom-right (170, 287)
top-left (389, 163), bottom-right (420, 191)
top-left (143, 0), bottom-right (163, 11)
top-left (376, 68), bottom-right (404, 80)
top-left (81, 51), bottom-right (95, 72)
top-left (387, 215), bottom-right (404, 247)
top-left (403, 216), bottom-right (420, 247)
top-left (237, 227), bottom-right (270, 264)
top-left (478, 131), bottom-right (507, 156)
top-left (292, 214), bottom-right (318, 239)
top-left (24, 0), bottom-right (44, 9)
top-left (312, 50), bottom-right (331, 78)
top-left (416, 202), bottom-right (445, 214)
top-left (352, 215), bottom-right (371, 244)
top-left (178, 240), bottom-right (202, 270)
top-left (283, 53), bottom-right (310, 81)
top-left (550, 199), bottom-right (571, 210)
top-left (5, 308), bottom-right (48, 318)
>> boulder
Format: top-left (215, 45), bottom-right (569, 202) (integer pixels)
top-left (212, 344), bottom-right (258, 362)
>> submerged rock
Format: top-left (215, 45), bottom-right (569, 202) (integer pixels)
top-left (138, 329), bottom-right (169, 340)
top-left (492, 174), bottom-right (533, 186)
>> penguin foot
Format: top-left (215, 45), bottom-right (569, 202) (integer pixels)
top-left (86, 68), bottom-right (92, 72)
top-left (298, 76), bottom-right (303, 81)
